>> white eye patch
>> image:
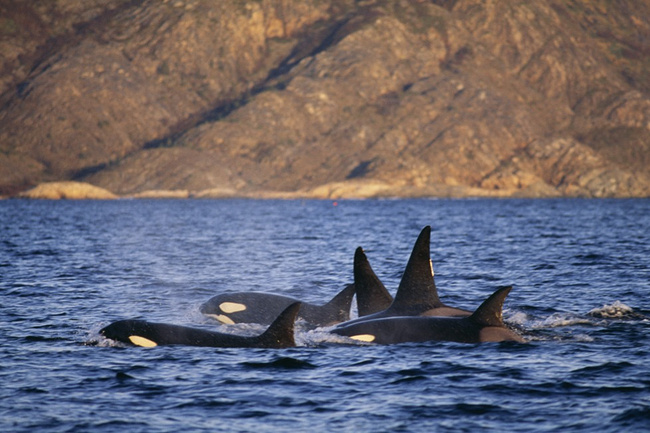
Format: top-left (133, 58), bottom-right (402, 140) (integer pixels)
top-left (219, 302), bottom-right (247, 313)
top-left (128, 335), bottom-right (157, 347)
top-left (350, 334), bottom-right (376, 343)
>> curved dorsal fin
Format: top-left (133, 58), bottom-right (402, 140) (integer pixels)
top-left (353, 247), bottom-right (393, 316)
top-left (257, 302), bottom-right (301, 348)
top-left (323, 283), bottom-right (356, 322)
top-left (469, 286), bottom-right (512, 327)
top-left (389, 226), bottom-right (442, 314)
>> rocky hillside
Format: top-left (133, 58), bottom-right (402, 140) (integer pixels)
top-left (1, 0), bottom-right (649, 198)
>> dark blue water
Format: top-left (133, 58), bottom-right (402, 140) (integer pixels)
top-left (2, 199), bottom-right (649, 432)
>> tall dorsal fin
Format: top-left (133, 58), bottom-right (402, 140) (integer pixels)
top-left (354, 247), bottom-right (393, 316)
top-left (469, 286), bottom-right (512, 327)
top-left (389, 226), bottom-right (442, 314)
top-left (257, 302), bottom-right (301, 348)
top-left (323, 283), bottom-right (356, 321)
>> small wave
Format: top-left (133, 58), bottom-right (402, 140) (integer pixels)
top-left (84, 328), bottom-right (130, 348)
top-left (572, 253), bottom-right (608, 265)
top-left (572, 361), bottom-right (634, 376)
top-left (22, 335), bottom-right (68, 343)
top-left (588, 301), bottom-right (644, 319)
top-left (114, 371), bottom-right (136, 380)
top-left (18, 386), bottom-right (48, 394)
top-left (391, 375), bottom-right (428, 385)
top-left (522, 331), bottom-right (595, 343)
top-left (612, 405), bottom-right (650, 424)
top-left (504, 311), bottom-right (529, 326)
top-left (529, 313), bottom-right (598, 329)
top-left (88, 335), bottom-right (131, 348)
top-left (170, 398), bottom-right (237, 409)
top-left (296, 328), bottom-right (360, 347)
top-left (504, 309), bottom-right (601, 330)
top-left (568, 333), bottom-right (595, 342)
top-left (453, 403), bottom-right (504, 415)
top-left (242, 357), bottom-right (317, 370)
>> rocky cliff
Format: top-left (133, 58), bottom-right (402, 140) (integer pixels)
top-left (2, 0), bottom-right (649, 198)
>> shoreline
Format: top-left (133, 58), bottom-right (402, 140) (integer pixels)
top-left (6, 181), bottom-right (649, 200)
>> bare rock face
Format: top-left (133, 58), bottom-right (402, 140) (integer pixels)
top-left (1, 0), bottom-right (332, 192)
top-left (1, 0), bottom-right (650, 198)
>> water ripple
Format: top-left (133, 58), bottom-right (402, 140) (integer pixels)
top-left (1, 198), bottom-right (649, 433)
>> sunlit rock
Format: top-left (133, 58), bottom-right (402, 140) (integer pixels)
top-left (18, 182), bottom-right (118, 200)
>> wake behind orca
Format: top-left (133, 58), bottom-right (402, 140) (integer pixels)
top-left (101, 302), bottom-right (301, 348)
top-left (200, 284), bottom-right (355, 327)
top-left (333, 286), bottom-right (525, 344)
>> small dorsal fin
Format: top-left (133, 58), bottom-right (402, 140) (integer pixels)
top-left (323, 283), bottom-right (356, 322)
top-left (353, 247), bottom-right (393, 316)
top-left (257, 302), bottom-right (301, 348)
top-left (389, 226), bottom-right (443, 314)
top-left (469, 286), bottom-right (513, 327)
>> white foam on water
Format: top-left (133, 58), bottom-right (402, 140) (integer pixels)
top-left (84, 329), bottom-right (130, 348)
top-left (571, 333), bottom-right (595, 342)
top-left (588, 301), bottom-right (638, 318)
top-left (529, 313), bottom-right (596, 329)
top-left (295, 327), bottom-right (364, 346)
top-left (504, 311), bottom-right (529, 326)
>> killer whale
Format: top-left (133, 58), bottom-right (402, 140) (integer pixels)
top-left (333, 286), bottom-right (525, 344)
top-left (345, 226), bottom-right (471, 326)
top-left (101, 302), bottom-right (301, 348)
top-left (200, 284), bottom-right (355, 327)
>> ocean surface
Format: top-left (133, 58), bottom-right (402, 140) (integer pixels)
top-left (1, 198), bottom-right (649, 432)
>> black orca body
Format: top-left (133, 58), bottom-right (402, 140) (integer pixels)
top-left (200, 284), bottom-right (355, 327)
top-left (346, 226), bottom-right (471, 326)
top-left (101, 303), bottom-right (301, 348)
top-left (333, 286), bottom-right (525, 344)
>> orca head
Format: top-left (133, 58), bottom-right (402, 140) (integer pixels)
top-left (100, 320), bottom-right (158, 347)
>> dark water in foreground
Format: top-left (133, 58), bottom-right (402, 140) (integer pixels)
top-left (1, 198), bottom-right (649, 432)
